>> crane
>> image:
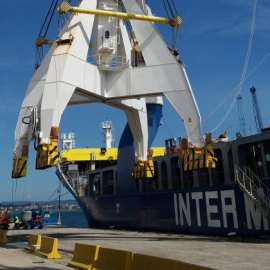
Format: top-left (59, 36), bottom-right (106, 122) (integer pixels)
top-left (237, 95), bottom-right (246, 137)
top-left (250, 86), bottom-right (263, 133)
top-left (12, 0), bottom-right (202, 179)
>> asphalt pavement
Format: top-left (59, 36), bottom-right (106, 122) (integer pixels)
top-left (1, 225), bottom-right (270, 269)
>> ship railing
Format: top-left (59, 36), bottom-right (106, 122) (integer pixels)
top-left (79, 172), bottom-right (87, 178)
top-left (56, 164), bottom-right (77, 196)
top-left (90, 54), bottom-right (128, 70)
top-left (67, 175), bottom-right (88, 197)
top-left (235, 165), bottom-right (270, 218)
top-left (58, 161), bottom-right (88, 197)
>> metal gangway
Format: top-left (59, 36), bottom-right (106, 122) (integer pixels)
top-left (235, 165), bottom-right (270, 221)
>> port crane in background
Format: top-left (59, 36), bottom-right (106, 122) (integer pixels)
top-left (237, 95), bottom-right (246, 137)
top-left (250, 86), bottom-right (263, 133)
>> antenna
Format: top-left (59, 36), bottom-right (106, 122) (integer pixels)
top-left (250, 86), bottom-right (263, 133)
top-left (237, 95), bottom-right (246, 137)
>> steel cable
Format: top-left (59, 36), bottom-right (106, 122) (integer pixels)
top-left (211, 0), bottom-right (257, 133)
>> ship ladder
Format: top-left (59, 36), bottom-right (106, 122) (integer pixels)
top-left (235, 165), bottom-right (270, 221)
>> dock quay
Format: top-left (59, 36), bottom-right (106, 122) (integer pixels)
top-left (1, 225), bottom-right (270, 269)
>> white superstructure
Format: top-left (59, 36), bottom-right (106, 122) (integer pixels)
top-left (102, 119), bottom-right (113, 149)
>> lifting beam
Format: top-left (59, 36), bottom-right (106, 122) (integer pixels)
top-left (58, 1), bottom-right (182, 27)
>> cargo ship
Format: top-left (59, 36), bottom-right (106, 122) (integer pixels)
top-left (56, 119), bottom-right (270, 237)
top-left (12, 0), bottom-right (270, 237)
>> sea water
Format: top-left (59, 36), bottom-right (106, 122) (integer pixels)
top-left (50, 209), bottom-right (88, 227)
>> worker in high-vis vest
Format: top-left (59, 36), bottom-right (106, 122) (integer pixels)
top-left (14, 216), bottom-right (20, 230)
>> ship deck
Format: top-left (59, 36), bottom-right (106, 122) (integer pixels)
top-left (1, 226), bottom-right (270, 269)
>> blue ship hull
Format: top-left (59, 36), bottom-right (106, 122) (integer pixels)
top-left (57, 104), bottom-right (270, 238)
top-left (76, 183), bottom-right (270, 238)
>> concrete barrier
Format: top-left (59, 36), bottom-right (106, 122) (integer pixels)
top-left (0, 230), bottom-right (8, 244)
top-left (131, 253), bottom-right (213, 270)
top-left (67, 243), bottom-right (213, 270)
top-left (24, 234), bottom-right (41, 252)
top-left (92, 246), bottom-right (132, 270)
top-left (68, 243), bottom-right (99, 270)
top-left (177, 261), bottom-right (213, 270)
top-left (37, 236), bottom-right (61, 259)
top-left (131, 253), bottom-right (178, 270)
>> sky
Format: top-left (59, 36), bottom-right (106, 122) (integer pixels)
top-left (1, 0), bottom-right (270, 202)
